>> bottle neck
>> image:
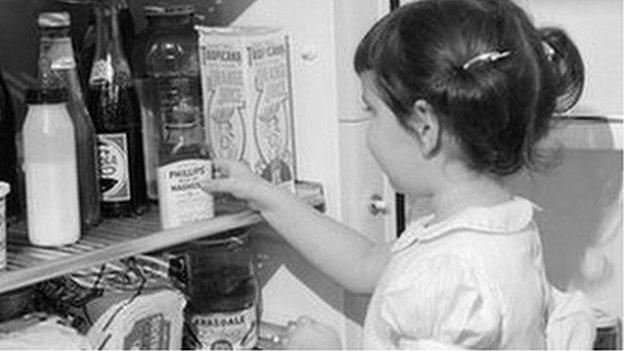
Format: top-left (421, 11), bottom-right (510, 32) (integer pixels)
top-left (39, 27), bottom-right (77, 88)
top-left (91, 2), bottom-right (131, 85)
top-left (38, 26), bottom-right (89, 106)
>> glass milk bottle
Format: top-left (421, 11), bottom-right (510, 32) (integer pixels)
top-left (22, 88), bottom-right (80, 246)
top-left (38, 12), bottom-right (101, 230)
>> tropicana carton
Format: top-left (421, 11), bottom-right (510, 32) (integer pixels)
top-left (196, 26), bottom-right (296, 192)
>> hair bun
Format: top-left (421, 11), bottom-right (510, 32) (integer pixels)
top-left (540, 27), bottom-right (585, 113)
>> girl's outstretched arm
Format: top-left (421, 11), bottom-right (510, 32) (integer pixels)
top-left (202, 160), bottom-right (392, 293)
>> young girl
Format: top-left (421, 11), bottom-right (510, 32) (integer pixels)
top-left (203, 0), bottom-right (595, 348)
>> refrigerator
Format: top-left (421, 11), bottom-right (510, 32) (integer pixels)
top-left (0, 0), bottom-right (621, 348)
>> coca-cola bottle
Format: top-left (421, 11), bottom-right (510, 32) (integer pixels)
top-left (38, 11), bottom-right (101, 230)
top-left (87, 0), bottom-right (147, 217)
top-left (75, 0), bottom-right (135, 93)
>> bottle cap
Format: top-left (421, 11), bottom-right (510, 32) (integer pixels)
top-left (143, 3), bottom-right (195, 16)
top-left (25, 87), bottom-right (69, 104)
top-left (38, 12), bottom-right (71, 28)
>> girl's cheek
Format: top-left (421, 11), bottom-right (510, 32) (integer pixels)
top-left (365, 126), bottom-right (376, 153)
top-left (366, 132), bottom-right (384, 168)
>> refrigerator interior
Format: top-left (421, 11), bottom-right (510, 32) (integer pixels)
top-left (0, 0), bottom-right (391, 348)
top-left (1, 0), bottom-right (621, 348)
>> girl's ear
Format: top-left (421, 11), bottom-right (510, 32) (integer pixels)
top-left (406, 99), bottom-right (441, 158)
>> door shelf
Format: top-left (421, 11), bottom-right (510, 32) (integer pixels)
top-left (0, 181), bottom-right (324, 295)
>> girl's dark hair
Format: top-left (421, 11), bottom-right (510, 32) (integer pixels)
top-left (354, 0), bottom-right (584, 176)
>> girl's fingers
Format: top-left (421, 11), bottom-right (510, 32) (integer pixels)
top-left (200, 178), bottom-right (236, 194)
top-left (296, 316), bottom-right (314, 325)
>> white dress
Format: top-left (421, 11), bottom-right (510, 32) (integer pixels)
top-left (362, 197), bottom-right (595, 349)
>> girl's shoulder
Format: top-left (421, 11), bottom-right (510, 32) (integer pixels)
top-left (383, 246), bottom-right (488, 295)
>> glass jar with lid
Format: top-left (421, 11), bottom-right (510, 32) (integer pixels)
top-left (182, 229), bottom-right (260, 350)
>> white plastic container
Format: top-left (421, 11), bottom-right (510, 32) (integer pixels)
top-left (0, 181), bottom-right (9, 269)
top-left (22, 88), bottom-right (80, 246)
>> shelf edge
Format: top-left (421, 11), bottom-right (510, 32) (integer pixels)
top-left (0, 211), bottom-right (262, 293)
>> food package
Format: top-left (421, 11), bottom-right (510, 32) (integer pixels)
top-left (197, 26), bottom-right (296, 191)
top-left (37, 255), bottom-right (186, 350)
top-left (0, 313), bottom-right (91, 350)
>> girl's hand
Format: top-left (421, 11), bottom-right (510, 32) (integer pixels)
top-left (201, 159), bottom-right (276, 211)
top-left (283, 316), bottom-right (342, 350)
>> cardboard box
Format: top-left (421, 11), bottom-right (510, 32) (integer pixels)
top-left (197, 26), bottom-right (296, 191)
top-left (37, 256), bottom-right (186, 350)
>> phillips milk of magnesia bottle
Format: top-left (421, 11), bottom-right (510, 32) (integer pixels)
top-left (22, 87), bottom-right (80, 246)
top-left (132, 3), bottom-right (213, 228)
top-left (133, 4), bottom-right (201, 203)
top-left (157, 120), bottom-right (214, 229)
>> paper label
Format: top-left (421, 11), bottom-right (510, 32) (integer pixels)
top-left (90, 56), bottom-right (114, 85)
top-left (191, 307), bottom-right (258, 350)
top-left (123, 313), bottom-right (171, 350)
top-left (98, 133), bottom-right (131, 202)
top-left (157, 159), bottom-right (213, 229)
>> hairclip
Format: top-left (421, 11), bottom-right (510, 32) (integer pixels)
top-left (462, 51), bottom-right (511, 70)
top-left (542, 41), bottom-right (556, 61)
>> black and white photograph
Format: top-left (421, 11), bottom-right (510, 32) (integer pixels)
top-left (0, 0), bottom-right (620, 349)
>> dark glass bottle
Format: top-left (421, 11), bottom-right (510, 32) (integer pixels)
top-left (0, 68), bottom-right (19, 219)
top-left (77, 0), bottom-right (134, 93)
top-left (87, 0), bottom-right (147, 217)
top-left (38, 12), bottom-right (102, 230)
top-left (185, 230), bottom-right (260, 350)
top-left (133, 4), bottom-right (202, 203)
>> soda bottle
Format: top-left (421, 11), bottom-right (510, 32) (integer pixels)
top-left (87, 0), bottom-right (147, 217)
top-left (0, 67), bottom-right (19, 220)
top-left (76, 0), bottom-right (135, 92)
top-left (38, 11), bottom-right (101, 230)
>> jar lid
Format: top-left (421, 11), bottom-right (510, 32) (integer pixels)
top-left (38, 12), bottom-right (71, 28)
top-left (143, 3), bottom-right (195, 16)
top-left (0, 181), bottom-right (9, 198)
top-left (26, 87), bottom-right (68, 104)
top-left (195, 228), bottom-right (249, 247)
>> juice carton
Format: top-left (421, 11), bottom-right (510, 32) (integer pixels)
top-left (196, 26), bottom-right (296, 192)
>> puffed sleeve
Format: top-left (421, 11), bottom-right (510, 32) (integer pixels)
top-left (379, 255), bottom-right (503, 349)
